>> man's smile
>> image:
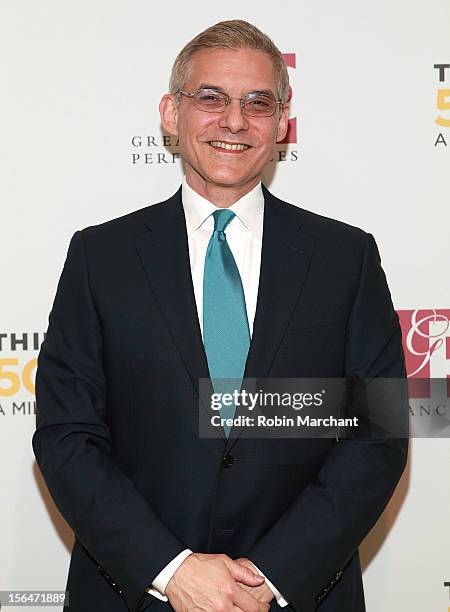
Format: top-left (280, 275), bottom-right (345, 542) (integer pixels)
top-left (207, 140), bottom-right (252, 153)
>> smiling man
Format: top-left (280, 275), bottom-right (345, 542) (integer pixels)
top-left (33, 19), bottom-right (408, 612)
top-left (159, 43), bottom-right (288, 207)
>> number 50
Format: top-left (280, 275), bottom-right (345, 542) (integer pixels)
top-left (0, 358), bottom-right (37, 396)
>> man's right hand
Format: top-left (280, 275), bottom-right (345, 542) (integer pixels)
top-left (165, 552), bottom-right (270, 612)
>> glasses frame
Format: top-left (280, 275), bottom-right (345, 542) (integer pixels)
top-left (176, 87), bottom-right (284, 117)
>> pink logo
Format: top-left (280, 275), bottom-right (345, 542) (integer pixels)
top-left (280, 53), bottom-right (297, 144)
top-left (398, 309), bottom-right (450, 397)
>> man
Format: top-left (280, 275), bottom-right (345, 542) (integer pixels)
top-left (33, 19), bottom-right (408, 612)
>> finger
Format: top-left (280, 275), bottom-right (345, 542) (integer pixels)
top-left (226, 560), bottom-right (265, 586)
top-left (232, 585), bottom-right (264, 612)
top-left (232, 599), bottom-right (269, 612)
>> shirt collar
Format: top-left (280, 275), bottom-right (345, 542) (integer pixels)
top-left (181, 175), bottom-right (264, 240)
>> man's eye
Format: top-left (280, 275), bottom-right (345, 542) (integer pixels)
top-left (199, 93), bottom-right (221, 102)
top-left (248, 97), bottom-right (271, 107)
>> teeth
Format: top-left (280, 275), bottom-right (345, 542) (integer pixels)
top-left (209, 141), bottom-right (249, 151)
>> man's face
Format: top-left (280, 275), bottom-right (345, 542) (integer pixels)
top-left (160, 47), bottom-right (289, 196)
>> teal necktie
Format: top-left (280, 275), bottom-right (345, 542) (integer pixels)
top-left (203, 209), bottom-right (251, 436)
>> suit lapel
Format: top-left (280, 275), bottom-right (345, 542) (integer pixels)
top-left (134, 185), bottom-right (314, 455)
top-left (135, 188), bottom-right (228, 456)
top-left (224, 186), bottom-right (314, 450)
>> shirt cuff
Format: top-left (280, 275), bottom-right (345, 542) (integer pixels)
top-left (146, 548), bottom-right (194, 602)
top-left (249, 560), bottom-right (289, 607)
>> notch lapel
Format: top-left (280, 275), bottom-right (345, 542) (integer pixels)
top-left (224, 186), bottom-right (314, 450)
top-left (135, 188), bottom-right (228, 456)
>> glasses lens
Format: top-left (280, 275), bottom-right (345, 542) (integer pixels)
top-left (243, 94), bottom-right (277, 116)
top-left (194, 89), bottom-right (227, 112)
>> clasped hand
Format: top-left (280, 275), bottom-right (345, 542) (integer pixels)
top-left (165, 552), bottom-right (274, 611)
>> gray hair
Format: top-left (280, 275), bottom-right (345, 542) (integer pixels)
top-left (169, 19), bottom-right (289, 102)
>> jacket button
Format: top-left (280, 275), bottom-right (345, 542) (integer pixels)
top-left (222, 454), bottom-right (234, 468)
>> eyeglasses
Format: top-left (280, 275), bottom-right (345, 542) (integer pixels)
top-left (176, 88), bottom-right (284, 117)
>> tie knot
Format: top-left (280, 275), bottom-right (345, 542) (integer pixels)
top-left (212, 209), bottom-right (235, 234)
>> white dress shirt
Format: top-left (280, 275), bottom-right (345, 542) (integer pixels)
top-left (146, 176), bottom-right (288, 607)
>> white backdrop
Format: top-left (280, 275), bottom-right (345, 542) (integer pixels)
top-left (1, 1), bottom-right (449, 610)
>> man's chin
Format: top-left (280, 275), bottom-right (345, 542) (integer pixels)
top-left (201, 170), bottom-right (259, 189)
top-left (184, 162), bottom-right (261, 191)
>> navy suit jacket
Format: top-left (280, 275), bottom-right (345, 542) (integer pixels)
top-left (33, 185), bottom-right (408, 611)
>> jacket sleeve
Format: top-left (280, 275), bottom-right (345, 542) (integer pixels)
top-left (32, 230), bottom-right (187, 612)
top-left (244, 232), bottom-right (409, 611)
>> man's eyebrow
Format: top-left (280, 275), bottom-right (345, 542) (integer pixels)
top-left (250, 89), bottom-right (277, 98)
top-left (197, 83), bottom-right (276, 98)
top-left (197, 84), bottom-right (226, 92)
top-left (196, 84), bottom-right (276, 98)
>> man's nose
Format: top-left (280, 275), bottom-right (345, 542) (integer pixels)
top-left (218, 99), bottom-right (249, 132)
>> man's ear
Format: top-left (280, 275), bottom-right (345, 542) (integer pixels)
top-left (159, 94), bottom-right (179, 136)
top-left (276, 103), bottom-right (290, 143)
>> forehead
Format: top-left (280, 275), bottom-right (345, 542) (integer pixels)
top-left (185, 47), bottom-right (277, 95)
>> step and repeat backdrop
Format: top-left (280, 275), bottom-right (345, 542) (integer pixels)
top-left (1, 1), bottom-right (449, 610)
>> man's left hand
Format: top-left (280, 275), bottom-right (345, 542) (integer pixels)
top-left (234, 558), bottom-right (274, 605)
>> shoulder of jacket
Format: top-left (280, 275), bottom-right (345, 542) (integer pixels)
top-left (75, 190), bottom-right (179, 243)
top-left (266, 189), bottom-right (370, 245)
